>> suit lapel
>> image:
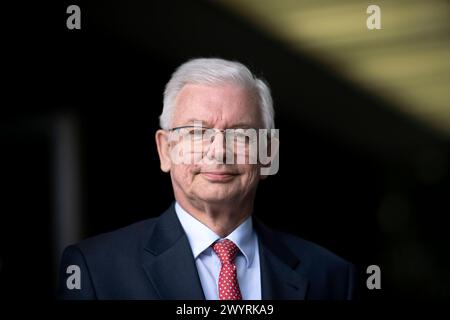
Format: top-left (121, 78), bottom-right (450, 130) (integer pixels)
top-left (141, 203), bottom-right (205, 299)
top-left (255, 218), bottom-right (309, 300)
top-left (140, 204), bottom-right (308, 300)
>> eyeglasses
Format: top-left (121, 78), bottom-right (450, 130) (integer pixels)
top-left (164, 124), bottom-right (278, 168)
top-left (167, 125), bottom-right (259, 150)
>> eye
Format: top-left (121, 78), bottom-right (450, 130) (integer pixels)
top-left (233, 129), bottom-right (257, 143)
top-left (233, 133), bottom-right (245, 141)
top-left (187, 128), bottom-right (206, 140)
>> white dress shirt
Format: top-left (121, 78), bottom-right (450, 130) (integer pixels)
top-left (175, 202), bottom-right (261, 300)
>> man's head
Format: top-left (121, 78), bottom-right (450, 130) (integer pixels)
top-left (155, 58), bottom-right (276, 208)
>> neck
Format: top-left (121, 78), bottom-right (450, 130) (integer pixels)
top-left (176, 198), bottom-right (253, 237)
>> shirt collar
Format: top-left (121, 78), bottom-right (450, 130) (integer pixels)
top-left (175, 202), bottom-right (255, 268)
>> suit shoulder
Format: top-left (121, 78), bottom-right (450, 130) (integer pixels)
top-left (74, 217), bottom-right (158, 258)
top-left (273, 230), bottom-right (352, 269)
top-left (58, 217), bottom-right (160, 299)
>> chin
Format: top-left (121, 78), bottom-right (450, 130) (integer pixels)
top-left (196, 189), bottom-right (239, 203)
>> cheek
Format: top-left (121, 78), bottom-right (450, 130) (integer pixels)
top-left (171, 165), bottom-right (196, 187)
top-left (239, 165), bottom-right (260, 186)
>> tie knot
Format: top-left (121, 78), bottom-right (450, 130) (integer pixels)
top-left (212, 239), bottom-right (239, 264)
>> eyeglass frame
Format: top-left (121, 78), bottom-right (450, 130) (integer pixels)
top-left (166, 124), bottom-right (265, 145)
top-left (161, 123), bottom-right (279, 172)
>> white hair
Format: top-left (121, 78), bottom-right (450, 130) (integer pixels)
top-left (159, 58), bottom-right (275, 130)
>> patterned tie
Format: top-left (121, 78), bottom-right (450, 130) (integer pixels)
top-left (212, 239), bottom-right (242, 300)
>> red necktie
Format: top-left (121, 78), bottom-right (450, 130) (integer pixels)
top-left (212, 239), bottom-right (242, 300)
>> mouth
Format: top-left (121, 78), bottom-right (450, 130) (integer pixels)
top-left (200, 171), bottom-right (238, 182)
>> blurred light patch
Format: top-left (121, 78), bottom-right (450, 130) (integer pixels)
top-left (217, 0), bottom-right (450, 136)
top-left (52, 114), bottom-right (82, 273)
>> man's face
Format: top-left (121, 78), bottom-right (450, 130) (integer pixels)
top-left (158, 83), bottom-right (265, 206)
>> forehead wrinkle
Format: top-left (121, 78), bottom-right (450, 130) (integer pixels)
top-left (173, 83), bottom-right (261, 129)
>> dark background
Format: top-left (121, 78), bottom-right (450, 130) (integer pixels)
top-left (1, 0), bottom-right (449, 300)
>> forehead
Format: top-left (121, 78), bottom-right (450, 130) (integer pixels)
top-left (172, 83), bottom-right (262, 128)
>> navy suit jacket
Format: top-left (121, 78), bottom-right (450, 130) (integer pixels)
top-left (58, 203), bottom-right (356, 299)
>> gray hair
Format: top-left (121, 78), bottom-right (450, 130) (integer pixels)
top-left (159, 58), bottom-right (275, 130)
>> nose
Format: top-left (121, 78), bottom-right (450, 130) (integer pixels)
top-left (204, 131), bottom-right (226, 164)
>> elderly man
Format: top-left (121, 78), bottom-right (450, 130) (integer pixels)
top-left (58, 58), bottom-right (356, 300)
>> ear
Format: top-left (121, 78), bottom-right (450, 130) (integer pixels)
top-left (155, 129), bottom-right (172, 173)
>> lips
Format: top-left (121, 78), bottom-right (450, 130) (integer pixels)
top-left (200, 171), bottom-right (238, 182)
